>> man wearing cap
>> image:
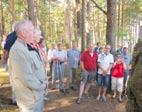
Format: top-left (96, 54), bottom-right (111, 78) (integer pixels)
top-left (48, 43), bottom-right (56, 77)
top-left (121, 47), bottom-right (132, 95)
top-left (51, 42), bottom-right (67, 94)
top-left (67, 41), bottom-right (80, 91)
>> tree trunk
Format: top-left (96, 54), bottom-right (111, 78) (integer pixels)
top-left (117, 0), bottom-right (121, 48)
top-left (126, 21), bottom-right (142, 112)
top-left (86, 0), bottom-right (91, 47)
top-left (8, 0), bottom-right (15, 31)
top-left (0, 0), bottom-right (5, 39)
top-left (106, 0), bottom-right (116, 52)
top-left (73, 0), bottom-right (78, 42)
top-left (81, 0), bottom-right (86, 51)
top-left (27, 0), bottom-right (37, 27)
top-left (64, 0), bottom-right (71, 47)
top-left (120, 0), bottom-right (124, 41)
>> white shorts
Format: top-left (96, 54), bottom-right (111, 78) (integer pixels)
top-left (111, 77), bottom-right (124, 92)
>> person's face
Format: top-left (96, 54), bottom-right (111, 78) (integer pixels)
top-left (52, 44), bottom-right (56, 49)
top-left (123, 48), bottom-right (128, 53)
top-left (104, 45), bottom-right (111, 53)
top-left (117, 56), bottom-right (123, 63)
top-left (87, 44), bottom-right (94, 53)
top-left (57, 44), bottom-right (62, 50)
top-left (23, 23), bottom-right (35, 43)
top-left (72, 42), bottom-right (77, 48)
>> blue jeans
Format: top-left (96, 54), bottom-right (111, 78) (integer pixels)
top-left (97, 73), bottom-right (110, 87)
top-left (52, 62), bottom-right (65, 89)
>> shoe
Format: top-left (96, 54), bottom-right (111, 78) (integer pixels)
top-left (112, 94), bottom-right (116, 99)
top-left (65, 89), bottom-right (70, 94)
top-left (96, 95), bottom-right (101, 101)
top-left (44, 97), bottom-right (49, 101)
top-left (9, 102), bottom-right (17, 106)
top-left (70, 86), bottom-right (77, 91)
top-left (76, 98), bottom-right (81, 104)
top-left (118, 96), bottom-right (123, 103)
top-left (60, 89), bottom-right (66, 95)
top-left (102, 96), bottom-right (107, 102)
top-left (84, 93), bottom-right (90, 99)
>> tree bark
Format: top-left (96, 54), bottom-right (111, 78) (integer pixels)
top-left (126, 21), bottom-right (142, 111)
top-left (0, 0), bottom-right (5, 39)
top-left (8, 0), bottom-right (15, 31)
top-left (27, 0), bottom-right (37, 27)
top-left (64, 0), bottom-right (71, 47)
top-left (86, 0), bottom-right (91, 47)
top-left (81, 0), bottom-right (86, 51)
top-left (106, 0), bottom-right (117, 52)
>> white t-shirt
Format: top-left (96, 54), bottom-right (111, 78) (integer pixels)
top-left (53, 49), bottom-right (67, 62)
top-left (48, 48), bottom-right (56, 62)
top-left (98, 53), bottom-right (114, 75)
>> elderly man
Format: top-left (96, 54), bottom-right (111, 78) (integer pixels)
top-left (67, 41), bottom-right (80, 90)
top-left (51, 42), bottom-right (67, 94)
top-left (76, 43), bottom-right (98, 104)
top-left (48, 43), bottom-right (56, 77)
top-left (121, 47), bottom-right (132, 95)
top-left (96, 44), bottom-right (114, 102)
top-left (9, 20), bottom-right (47, 112)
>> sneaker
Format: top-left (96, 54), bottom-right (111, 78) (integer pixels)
top-left (112, 94), bottom-right (116, 99)
top-left (60, 89), bottom-right (66, 95)
top-left (76, 98), bottom-right (81, 104)
top-left (84, 93), bottom-right (90, 99)
top-left (118, 96), bottom-right (123, 103)
top-left (9, 101), bottom-right (17, 106)
top-left (102, 96), bottom-right (107, 102)
top-left (70, 86), bottom-right (77, 91)
top-left (44, 97), bottom-right (49, 101)
top-left (96, 95), bottom-right (101, 101)
top-left (65, 89), bottom-right (70, 94)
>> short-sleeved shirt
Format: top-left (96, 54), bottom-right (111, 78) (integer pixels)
top-left (80, 51), bottom-right (98, 72)
top-left (121, 53), bottom-right (131, 66)
top-left (48, 48), bottom-right (56, 62)
top-left (4, 31), bottom-right (17, 51)
top-left (98, 53), bottom-right (114, 75)
top-left (53, 49), bottom-right (67, 62)
top-left (112, 63), bottom-right (124, 78)
top-left (67, 48), bottom-right (80, 68)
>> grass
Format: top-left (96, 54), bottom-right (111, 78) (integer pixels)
top-left (0, 68), bottom-right (9, 84)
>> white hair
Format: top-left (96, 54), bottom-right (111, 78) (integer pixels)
top-left (15, 20), bottom-right (33, 35)
top-left (34, 28), bottom-right (41, 36)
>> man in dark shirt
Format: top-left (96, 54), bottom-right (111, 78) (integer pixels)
top-left (3, 31), bottom-right (17, 65)
top-left (3, 31), bottom-right (17, 105)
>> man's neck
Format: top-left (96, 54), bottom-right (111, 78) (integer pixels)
top-left (17, 38), bottom-right (26, 45)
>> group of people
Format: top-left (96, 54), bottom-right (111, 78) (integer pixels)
top-left (2, 19), bottom-right (132, 112)
top-left (76, 43), bottom-right (131, 104)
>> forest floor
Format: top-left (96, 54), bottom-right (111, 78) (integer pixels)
top-left (0, 67), bottom-right (126, 112)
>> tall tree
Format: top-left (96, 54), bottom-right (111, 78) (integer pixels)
top-left (106, 0), bottom-right (116, 52)
top-left (64, 0), bottom-right (71, 47)
top-left (86, 0), bottom-right (91, 46)
top-left (27, 0), bottom-right (37, 27)
top-left (8, 0), bottom-right (15, 30)
top-left (81, 0), bottom-right (86, 51)
top-left (0, 0), bottom-right (5, 39)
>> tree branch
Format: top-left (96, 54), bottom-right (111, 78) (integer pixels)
top-left (91, 0), bottom-right (107, 15)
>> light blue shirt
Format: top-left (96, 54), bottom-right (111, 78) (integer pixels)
top-left (121, 53), bottom-right (131, 66)
top-left (67, 48), bottom-right (80, 68)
